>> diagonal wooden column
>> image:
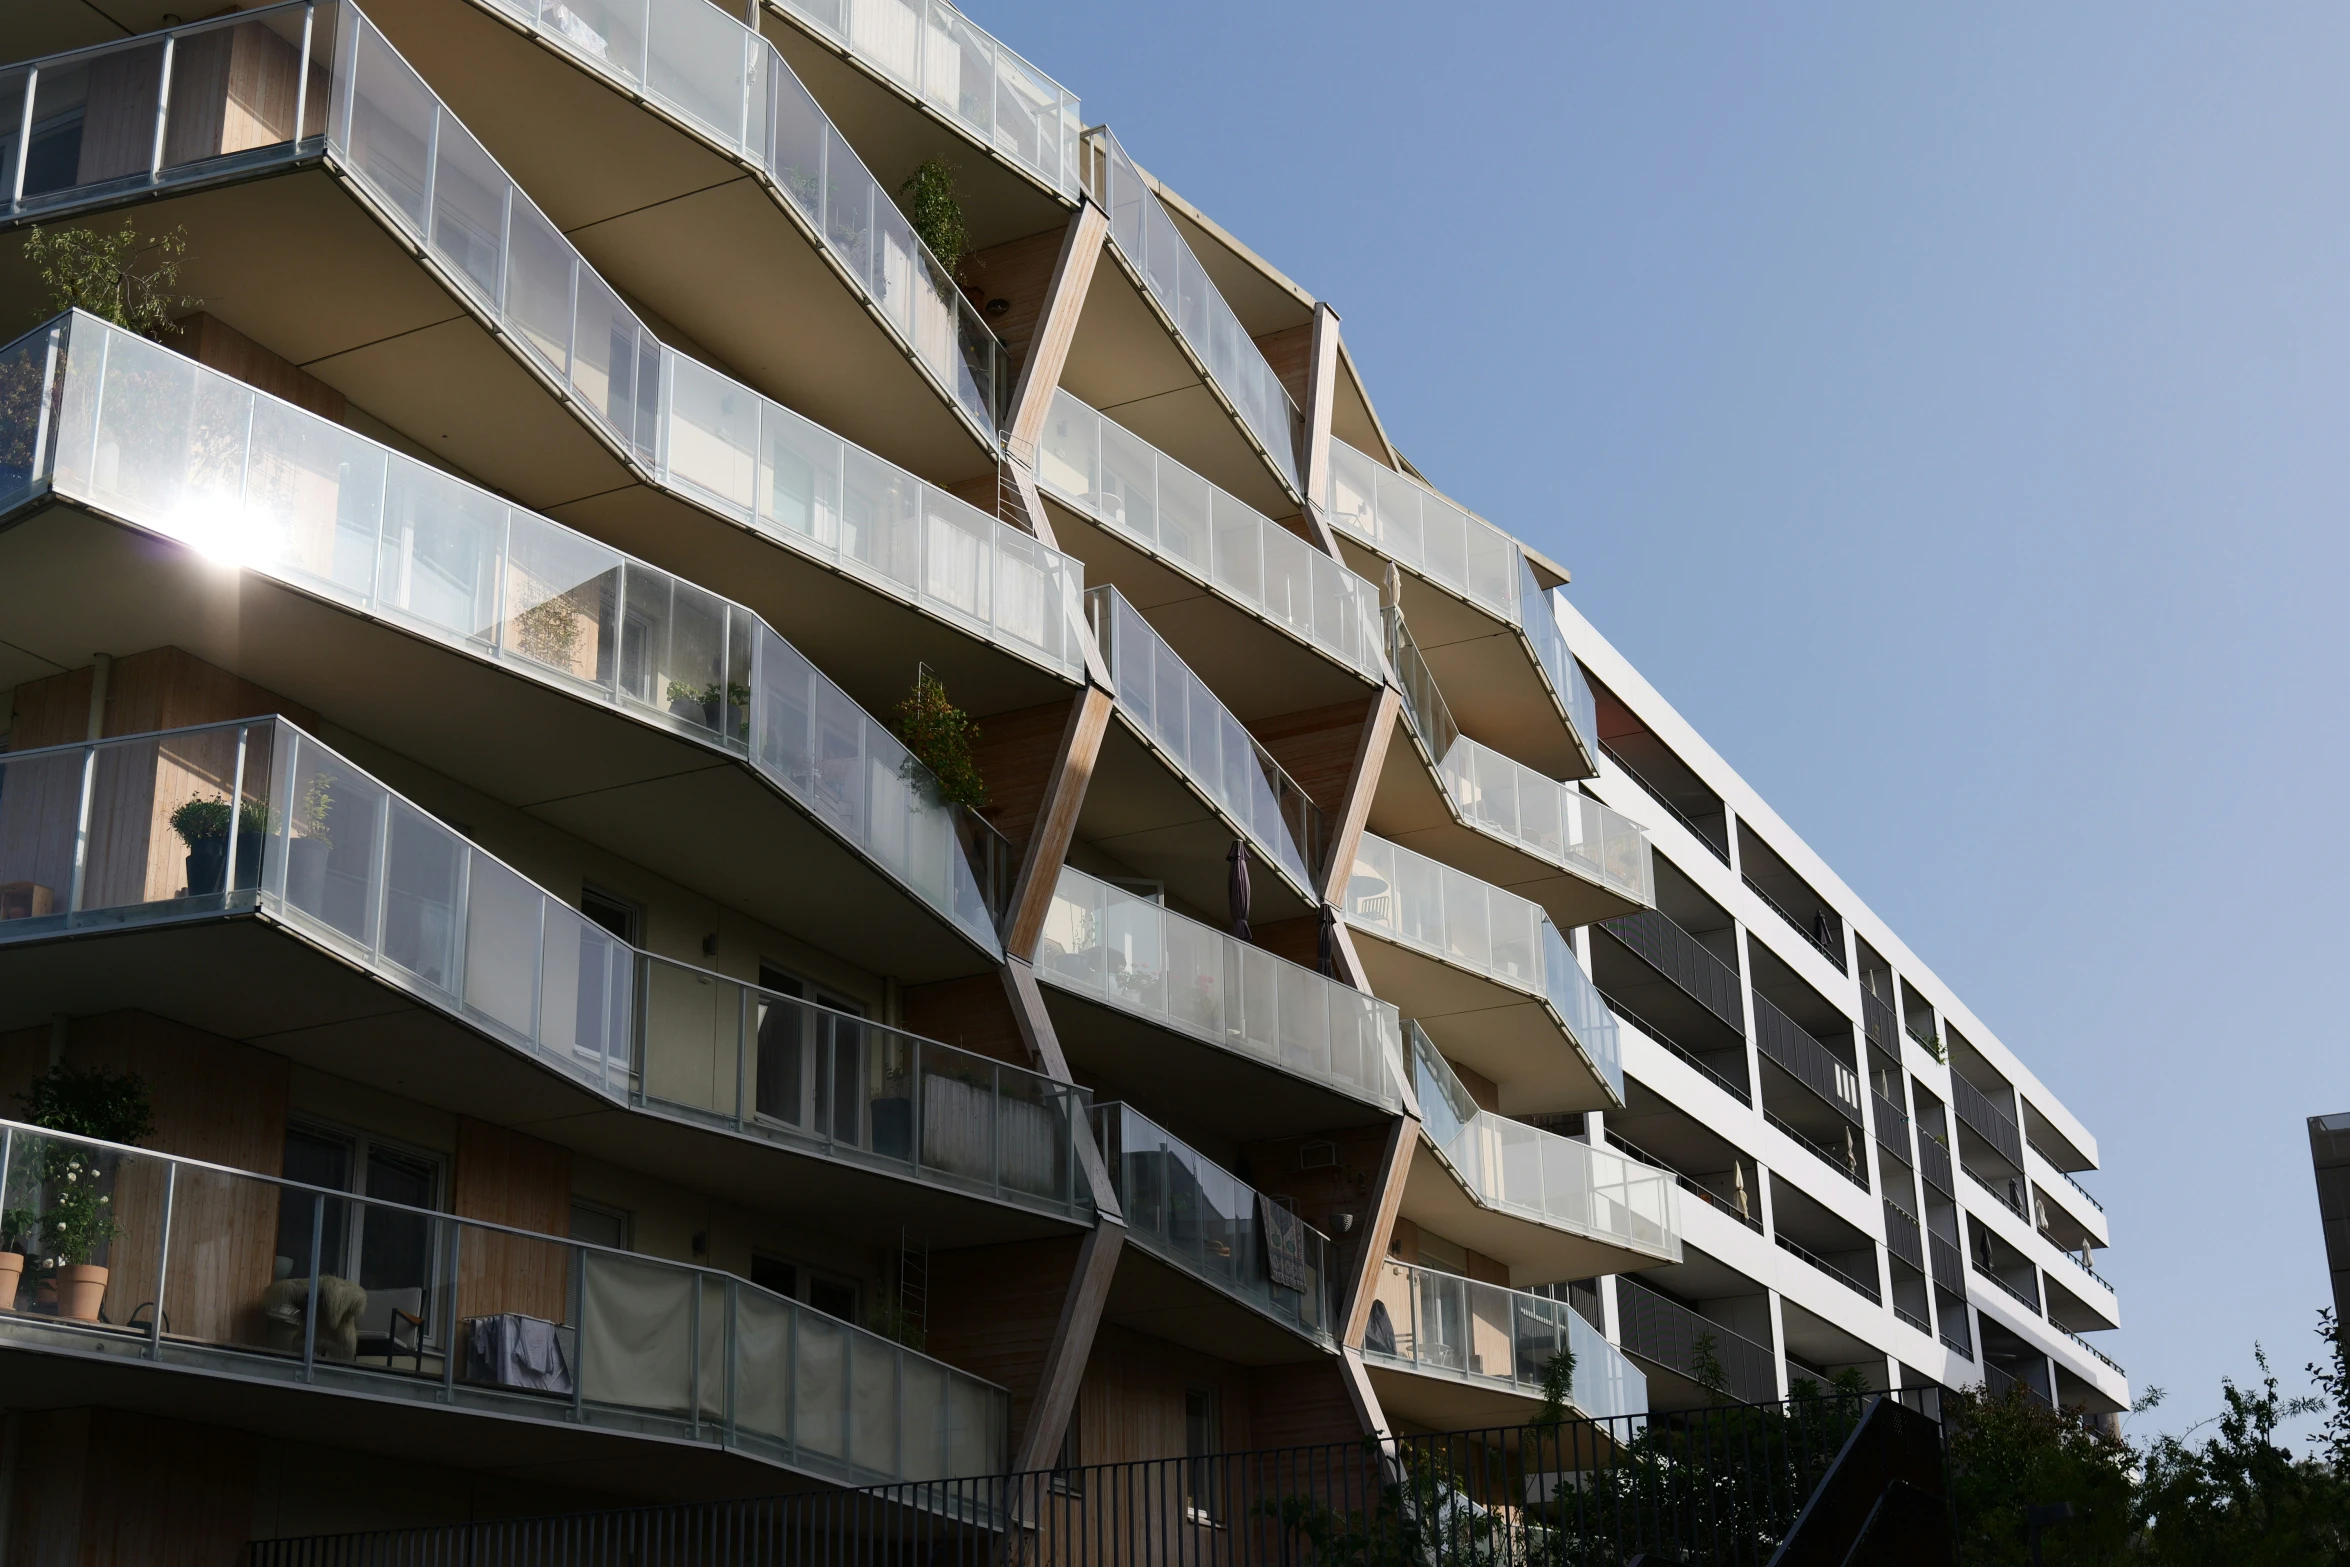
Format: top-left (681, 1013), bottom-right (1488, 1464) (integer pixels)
top-left (1003, 685), bottom-right (1114, 963)
top-left (1320, 685), bottom-right (1401, 908)
top-left (1010, 1215), bottom-right (1127, 1475)
top-left (1296, 302), bottom-right (1347, 557)
top-left (1340, 1111), bottom-right (1421, 1352)
top-left (1002, 203), bottom-right (1109, 471)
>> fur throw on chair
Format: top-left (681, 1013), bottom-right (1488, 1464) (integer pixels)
top-left (260, 1275), bottom-right (368, 1361)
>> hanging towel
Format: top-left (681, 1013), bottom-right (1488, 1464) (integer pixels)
top-left (465, 1312), bottom-right (574, 1393)
top-left (1259, 1196), bottom-right (1310, 1293)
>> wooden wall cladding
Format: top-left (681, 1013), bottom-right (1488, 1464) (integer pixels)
top-left (5, 1407), bottom-right (258, 1567)
top-left (1252, 325), bottom-right (1315, 413)
top-left (452, 1118), bottom-right (573, 1325)
top-left (968, 696), bottom-right (1082, 853)
top-left (900, 974), bottom-right (1030, 1069)
top-left (1246, 699), bottom-right (1372, 818)
top-left (924, 1234), bottom-right (1083, 1442)
top-left (962, 225), bottom-right (1075, 371)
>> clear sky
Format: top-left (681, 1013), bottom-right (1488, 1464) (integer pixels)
top-left (978, 1), bottom-right (2350, 1435)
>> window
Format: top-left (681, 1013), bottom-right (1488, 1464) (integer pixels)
top-left (568, 1198), bottom-right (630, 1251)
top-left (580, 886), bottom-right (639, 945)
top-left (275, 1124), bottom-right (445, 1353)
top-left (1184, 1387), bottom-right (1222, 1523)
top-left (752, 965), bottom-right (882, 1151)
top-left (750, 1252), bottom-right (861, 1323)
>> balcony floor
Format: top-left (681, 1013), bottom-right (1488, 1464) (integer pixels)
top-left (1100, 1244), bottom-right (1331, 1369)
top-left (1348, 929), bottom-right (1612, 1115)
top-left (1396, 1141), bottom-right (1673, 1286)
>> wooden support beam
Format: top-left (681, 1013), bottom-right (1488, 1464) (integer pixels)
top-left (1341, 1111), bottom-right (1421, 1351)
top-left (1011, 1216), bottom-right (1127, 1475)
top-left (1297, 302), bottom-right (1346, 557)
top-left (1003, 685), bottom-right (1113, 962)
top-left (1337, 1347), bottom-right (1394, 1440)
top-left (1001, 958), bottom-right (1120, 1221)
top-left (1003, 204), bottom-right (1109, 470)
top-left (1321, 686), bottom-right (1401, 907)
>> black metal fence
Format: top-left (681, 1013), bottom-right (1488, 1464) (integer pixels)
top-left (246, 1391), bottom-right (1944, 1567)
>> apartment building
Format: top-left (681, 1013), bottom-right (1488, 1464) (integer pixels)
top-left (0, 0), bottom-right (2115, 1556)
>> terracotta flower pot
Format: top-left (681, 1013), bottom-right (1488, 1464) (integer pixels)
top-left (0, 1251), bottom-right (22, 1309)
top-left (54, 1263), bottom-right (107, 1323)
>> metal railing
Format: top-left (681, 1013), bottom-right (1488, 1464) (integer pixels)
top-left (1613, 1276), bottom-right (1779, 1405)
top-left (1037, 866), bottom-right (1405, 1111)
top-left (1605, 1131), bottom-right (1760, 1235)
top-left (1750, 989), bottom-right (1862, 1123)
top-left (1762, 1110), bottom-right (1869, 1193)
top-left (1407, 1025), bottom-right (1680, 1265)
top-left (1916, 1131), bottom-right (1956, 1198)
top-left (248, 1393), bottom-right (1946, 1566)
top-left (1928, 1232), bottom-right (1965, 1293)
top-left (1971, 1257), bottom-right (2042, 1317)
top-left (1741, 872), bottom-right (1846, 973)
top-left (1872, 1089), bottom-right (1912, 1157)
top-left (1965, 1164), bottom-right (2031, 1222)
top-left (1984, 1361), bottom-right (2052, 1411)
top-left (1321, 440), bottom-right (1597, 759)
top-left (2052, 1163), bottom-right (2106, 1215)
top-left (1774, 1233), bottom-right (1881, 1306)
top-left (1088, 586), bottom-right (1324, 891)
top-left (1596, 738), bottom-right (1732, 865)
top-left (0, 11), bottom-right (1091, 675)
top-left (760, 0), bottom-right (1083, 199)
top-left (1860, 986), bottom-right (1899, 1053)
top-left (1949, 1074), bottom-right (2026, 1168)
top-left (1364, 1258), bottom-right (1645, 1422)
top-left (0, 311), bottom-right (1016, 950)
top-left (1348, 835), bottom-right (1624, 1102)
top-left (1040, 391), bottom-right (1387, 681)
top-left (0, 716), bottom-right (1093, 1218)
top-left (2062, 1327), bottom-right (2126, 1379)
top-left (1603, 994), bottom-right (1752, 1105)
top-left (1083, 129), bottom-right (1303, 491)
top-left (2045, 1238), bottom-right (2116, 1297)
top-left (1097, 1103), bottom-right (1334, 1345)
top-left (1387, 605), bottom-right (1462, 760)
top-left (1881, 1199), bottom-right (1924, 1272)
top-left (1598, 908), bottom-right (1745, 1033)
top-left (1893, 1301), bottom-right (1930, 1334)
top-left (0, 1119), bottom-right (1009, 1486)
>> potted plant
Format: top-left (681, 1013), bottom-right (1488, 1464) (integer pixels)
top-left (169, 794), bottom-right (269, 897)
top-left (666, 680), bottom-right (752, 736)
top-left (15, 1063), bottom-right (153, 1325)
top-left (284, 773), bottom-right (335, 912)
top-left (0, 1200), bottom-right (28, 1310)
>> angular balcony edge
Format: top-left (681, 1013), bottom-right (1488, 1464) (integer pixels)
top-left (0, 715), bottom-right (1094, 1224)
top-left (1363, 1258), bottom-right (1645, 1426)
top-left (1344, 832), bottom-right (1624, 1108)
top-left (1326, 439), bottom-right (1598, 778)
top-left (1040, 390), bottom-right (1388, 686)
top-left (1081, 127), bottom-right (1305, 500)
top-left (0, 1116), bottom-right (1013, 1488)
top-left (1099, 1102), bottom-right (1337, 1351)
top-left (1038, 866), bottom-right (1406, 1116)
top-left (1088, 585), bottom-right (1325, 899)
top-left (0, 6), bottom-right (1088, 685)
top-left (1407, 1024), bottom-right (1680, 1271)
top-left (757, 0), bottom-right (1083, 203)
top-left (0, 311), bottom-right (1009, 958)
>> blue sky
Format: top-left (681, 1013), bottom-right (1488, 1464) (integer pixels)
top-left (980, 1), bottom-right (2350, 1434)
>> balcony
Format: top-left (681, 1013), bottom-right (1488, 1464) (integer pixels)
top-left (1614, 1276), bottom-right (1779, 1407)
top-left (1882, 1199), bottom-right (1925, 1273)
top-left (1951, 1074), bottom-right (2026, 1170)
top-left (753, 0), bottom-right (1083, 202)
top-left (1860, 987), bottom-right (1899, 1055)
top-left (0, 1119), bottom-right (1007, 1490)
top-left (1774, 1233), bottom-right (1880, 1307)
top-left (1362, 1259), bottom-right (1644, 1429)
top-left (1403, 1025), bottom-right (1680, 1282)
top-left (1345, 834), bottom-right (1623, 1111)
top-left (1323, 439), bottom-right (1597, 779)
top-left (1373, 626), bottom-right (1654, 930)
top-left (1096, 1103), bottom-right (1336, 1361)
top-left (1871, 1090), bottom-right (1912, 1160)
top-left (0, 717), bottom-right (1093, 1234)
top-left (1917, 1131), bottom-right (1956, 1199)
top-left (1086, 586), bottom-right (1324, 913)
top-left (1750, 989), bottom-right (1863, 1126)
top-left (346, 0), bottom-right (1012, 460)
top-left (0, 312), bottom-right (1013, 976)
top-left (0, 10), bottom-right (1090, 709)
top-left (1082, 128), bottom-right (1304, 499)
top-left (1036, 867), bottom-right (1404, 1139)
top-left (1038, 390), bottom-right (1388, 698)
top-left (1928, 1230), bottom-right (1965, 1294)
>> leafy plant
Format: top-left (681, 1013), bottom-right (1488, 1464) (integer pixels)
top-left (895, 668), bottom-right (987, 809)
top-left (20, 1062), bottom-right (155, 1146)
top-left (1532, 1346), bottom-right (1578, 1427)
top-left (23, 220), bottom-right (198, 338)
top-left (897, 157), bottom-right (967, 280)
top-left (665, 679), bottom-right (751, 710)
top-left (296, 774), bottom-right (334, 846)
top-left (13, 1064), bottom-right (153, 1270)
top-left (31, 1148), bottom-right (120, 1268)
top-left (1689, 1330), bottom-right (1728, 1403)
top-left (168, 793), bottom-right (272, 846)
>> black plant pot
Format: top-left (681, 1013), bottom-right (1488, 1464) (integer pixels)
top-left (184, 837), bottom-right (227, 897)
top-left (872, 1096), bottom-right (915, 1161)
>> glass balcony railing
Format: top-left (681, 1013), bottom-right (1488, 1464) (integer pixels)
top-left (1363, 1258), bottom-right (1644, 1425)
top-left (0, 1117), bottom-right (1007, 1484)
top-left (1406, 1024), bottom-right (1678, 1264)
top-left (1037, 867), bottom-right (1405, 1113)
top-left (0, 9), bottom-right (1087, 681)
top-left (1087, 586), bottom-right (1325, 892)
top-left (1343, 833), bottom-right (1624, 1102)
top-left (1039, 391), bottom-right (1387, 683)
top-left (1325, 440), bottom-right (1597, 752)
top-left (0, 716), bottom-right (1093, 1219)
top-left (1097, 1102), bottom-right (1334, 1345)
top-left (1, 312), bottom-right (1008, 950)
top-left (1386, 607), bottom-right (1461, 760)
top-left (1081, 128), bottom-right (1303, 493)
top-left (1438, 734), bottom-right (1654, 908)
top-left (763, 0), bottom-right (1082, 200)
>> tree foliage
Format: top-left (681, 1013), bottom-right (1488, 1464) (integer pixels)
top-left (22, 220), bottom-right (197, 337)
top-left (895, 668), bottom-right (987, 809)
top-left (898, 158), bottom-right (967, 281)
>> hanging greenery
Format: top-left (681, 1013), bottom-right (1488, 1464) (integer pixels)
top-left (22, 220), bottom-right (197, 338)
top-left (897, 158), bottom-right (968, 281)
top-left (895, 668), bottom-right (987, 810)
